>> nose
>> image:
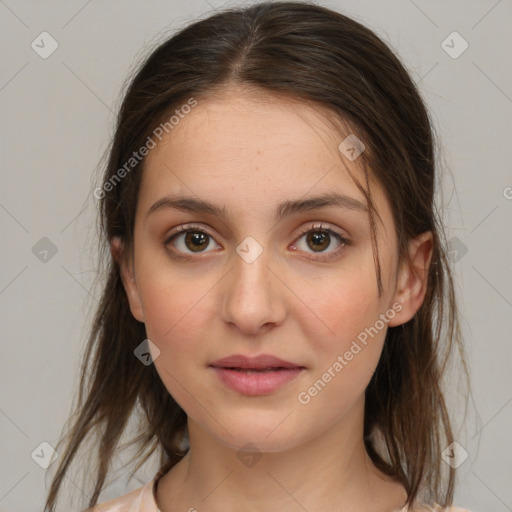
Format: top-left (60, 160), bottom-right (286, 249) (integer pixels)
top-left (220, 240), bottom-right (287, 336)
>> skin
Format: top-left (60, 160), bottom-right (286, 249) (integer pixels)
top-left (112, 85), bottom-right (433, 512)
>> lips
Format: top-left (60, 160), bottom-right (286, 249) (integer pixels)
top-left (209, 354), bottom-right (306, 395)
top-left (209, 354), bottom-right (304, 371)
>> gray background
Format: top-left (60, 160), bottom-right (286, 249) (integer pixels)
top-left (0, 0), bottom-right (511, 510)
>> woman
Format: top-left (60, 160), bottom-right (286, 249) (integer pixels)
top-left (44, 2), bottom-right (470, 511)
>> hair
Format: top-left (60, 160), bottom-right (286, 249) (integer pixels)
top-left (44, 2), bottom-right (469, 510)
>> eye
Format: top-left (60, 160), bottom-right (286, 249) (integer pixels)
top-left (164, 224), bottom-right (220, 256)
top-left (291, 223), bottom-right (349, 261)
top-left (164, 222), bottom-right (349, 261)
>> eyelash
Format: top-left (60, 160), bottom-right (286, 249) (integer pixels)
top-left (163, 222), bottom-right (350, 261)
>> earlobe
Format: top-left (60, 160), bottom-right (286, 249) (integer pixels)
top-left (387, 231), bottom-right (433, 327)
top-left (110, 237), bottom-right (145, 323)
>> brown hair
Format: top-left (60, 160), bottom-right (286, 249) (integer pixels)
top-left (44, 2), bottom-right (468, 510)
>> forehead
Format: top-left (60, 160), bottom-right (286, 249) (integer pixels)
top-left (138, 89), bottom-right (391, 228)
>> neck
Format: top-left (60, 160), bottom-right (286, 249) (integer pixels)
top-left (156, 398), bottom-right (407, 512)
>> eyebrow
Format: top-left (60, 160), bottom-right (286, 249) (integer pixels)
top-left (145, 192), bottom-right (368, 223)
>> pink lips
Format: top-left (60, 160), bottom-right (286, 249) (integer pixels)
top-left (209, 354), bottom-right (305, 396)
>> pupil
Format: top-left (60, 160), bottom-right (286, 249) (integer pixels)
top-left (308, 231), bottom-right (329, 251)
top-left (185, 232), bottom-right (208, 252)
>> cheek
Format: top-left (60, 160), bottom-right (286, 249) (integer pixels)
top-left (136, 262), bottom-right (220, 390)
top-left (138, 273), bottom-right (216, 410)
top-left (141, 279), bottom-right (213, 349)
top-left (300, 265), bottom-right (385, 346)
top-left (297, 267), bottom-right (391, 394)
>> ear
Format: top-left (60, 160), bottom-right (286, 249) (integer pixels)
top-left (387, 231), bottom-right (433, 327)
top-left (110, 237), bottom-right (145, 323)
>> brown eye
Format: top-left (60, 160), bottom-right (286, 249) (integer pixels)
top-left (165, 225), bottom-right (219, 255)
top-left (291, 224), bottom-right (349, 262)
top-left (183, 231), bottom-right (210, 252)
top-left (305, 231), bottom-right (331, 252)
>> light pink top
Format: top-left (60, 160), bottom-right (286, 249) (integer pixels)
top-left (88, 472), bottom-right (471, 512)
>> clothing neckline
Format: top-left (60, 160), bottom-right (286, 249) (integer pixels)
top-left (148, 469), bottom-right (409, 512)
top-left (146, 470), bottom-right (457, 512)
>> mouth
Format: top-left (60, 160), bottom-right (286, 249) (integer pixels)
top-left (209, 353), bottom-right (305, 371)
top-left (216, 367), bottom-right (301, 372)
top-left (209, 354), bottom-right (306, 395)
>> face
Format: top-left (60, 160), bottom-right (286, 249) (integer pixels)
top-left (116, 87), bottom-right (431, 454)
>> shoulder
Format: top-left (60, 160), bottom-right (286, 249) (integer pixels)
top-left (82, 477), bottom-right (159, 512)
